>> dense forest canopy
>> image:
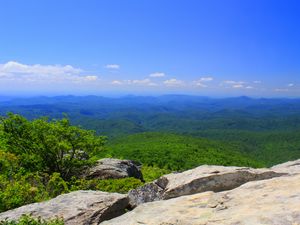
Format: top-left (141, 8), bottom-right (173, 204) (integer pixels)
top-left (0, 95), bottom-right (300, 166)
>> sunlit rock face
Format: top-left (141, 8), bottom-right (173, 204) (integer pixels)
top-left (104, 173), bottom-right (300, 225)
top-left (2, 159), bottom-right (300, 225)
top-left (128, 165), bottom-right (285, 207)
top-left (0, 191), bottom-right (129, 225)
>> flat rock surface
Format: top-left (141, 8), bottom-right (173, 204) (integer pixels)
top-left (271, 159), bottom-right (300, 175)
top-left (103, 173), bottom-right (300, 225)
top-left (129, 165), bottom-right (285, 207)
top-left (0, 191), bottom-right (129, 225)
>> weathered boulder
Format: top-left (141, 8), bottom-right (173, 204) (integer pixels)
top-left (87, 158), bottom-right (143, 181)
top-left (103, 173), bottom-right (300, 225)
top-left (0, 191), bottom-right (129, 225)
top-left (128, 165), bottom-right (285, 207)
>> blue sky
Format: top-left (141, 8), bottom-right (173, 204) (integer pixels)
top-left (1, 0), bottom-right (300, 97)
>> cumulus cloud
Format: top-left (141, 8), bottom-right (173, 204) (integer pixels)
top-left (83, 75), bottom-right (98, 81)
top-left (105, 64), bottom-right (120, 69)
top-left (194, 82), bottom-right (208, 88)
top-left (0, 61), bottom-right (81, 76)
top-left (0, 61), bottom-right (98, 84)
top-left (131, 78), bottom-right (157, 86)
top-left (223, 80), bottom-right (245, 85)
top-left (163, 78), bottom-right (184, 86)
top-left (232, 84), bottom-right (244, 88)
top-left (117, 78), bottom-right (157, 86)
top-left (199, 77), bottom-right (213, 82)
top-left (193, 76), bottom-right (213, 87)
top-left (132, 78), bottom-right (151, 84)
top-left (288, 83), bottom-right (294, 87)
top-left (111, 80), bottom-right (123, 85)
top-left (253, 80), bottom-right (262, 84)
top-left (149, 72), bottom-right (165, 78)
top-left (221, 80), bottom-right (254, 89)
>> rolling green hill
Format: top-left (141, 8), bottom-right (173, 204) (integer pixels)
top-left (194, 129), bottom-right (300, 166)
top-left (97, 132), bottom-right (265, 171)
top-left (1, 95), bottom-right (300, 168)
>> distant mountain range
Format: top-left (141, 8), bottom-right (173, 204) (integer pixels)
top-left (1, 94), bottom-right (300, 167)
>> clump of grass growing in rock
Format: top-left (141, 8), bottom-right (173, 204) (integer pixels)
top-left (0, 215), bottom-right (64, 225)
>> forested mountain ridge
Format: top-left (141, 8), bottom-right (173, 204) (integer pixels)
top-left (1, 95), bottom-right (300, 166)
top-left (1, 95), bottom-right (300, 134)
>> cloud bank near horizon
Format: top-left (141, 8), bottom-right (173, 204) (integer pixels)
top-left (0, 61), bottom-right (298, 96)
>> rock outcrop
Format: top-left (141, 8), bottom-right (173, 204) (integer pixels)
top-left (2, 159), bottom-right (300, 225)
top-left (271, 158), bottom-right (300, 175)
top-left (103, 173), bottom-right (300, 225)
top-left (87, 158), bottom-right (143, 181)
top-left (0, 191), bottom-right (128, 225)
top-left (128, 165), bottom-right (285, 207)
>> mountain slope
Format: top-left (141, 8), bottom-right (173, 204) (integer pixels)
top-left (97, 132), bottom-right (264, 170)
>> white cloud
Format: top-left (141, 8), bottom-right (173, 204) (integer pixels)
top-left (195, 82), bottom-right (208, 88)
top-left (288, 83), bottom-right (294, 87)
top-left (121, 78), bottom-right (157, 86)
top-left (0, 61), bottom-right (81, 76)
top-left (223, 80), bottom-right (245, 85)
top-left (105, 64), bottom-right (120, 69)
top-left (232, 84), bottom-right (244, 88)
top-left (222, 80), bottom-right (255, 89)
top-left (149, 72), bottom-right (165, 78)
top-left (111, 80), bottom-right (122, 85)
top-left (132, 78), bottom-right (151, 84)
top-left (148, 82), bottom-right (158, 86)
top-left (0, 61), bottom-right (98, 84)
top-left (131, 78), bottom-right (157, 86)
top-left (163, 78), bottom-right (184, 86)
top-left (199, 77), bottom-right (213, 82)
top-left (193, 76), bottom-right (213, 88)
top-left (253, 80), bottom-right (262, 84)
top-left (84, 75), bottom-right (98, 81)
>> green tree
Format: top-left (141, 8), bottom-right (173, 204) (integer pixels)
top-left (0, 113), bottom-right (106, 180)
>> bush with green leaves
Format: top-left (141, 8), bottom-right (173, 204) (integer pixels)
top-left (0, 113), bottom-right (106, 180)
top-left (0, 172), bottom-right (68, 212)
top-left (0, 150), bottom-right (19, 176)
top-left (0, 215), bottom-right (64, 225)
top-left (0, 170), bottom-right (143, 213)
top-left (69, 177), bottom-right (143, 194)
top-left (141, 165), bottom-right (171, 182)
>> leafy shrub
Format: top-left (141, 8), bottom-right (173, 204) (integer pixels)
top-left (0, 215), bottom-right (64, 225)
top-left (69, 177), bottom-right (143, 193)
top-left (0, 151), bottom-right (19, 176)
top-left (68, 177), bottom-right (144, 194)
top-left (0, 172), bottom-right (48, 212)
top-left (0, 172), bottom-right (71, 213)
top-left (95, 177), bottom-right (143, 193)
top-left (0, 170), bottom-right (143, 213)
top-left (46, 173), bottom-right (68, 198)
top-left (0, 113), bottom-right (106, 180)
top-left (141, 165), bottom-right (170, 182)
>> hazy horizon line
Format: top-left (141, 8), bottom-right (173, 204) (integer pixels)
top-left (1, 93), bottom-right (300, 100)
